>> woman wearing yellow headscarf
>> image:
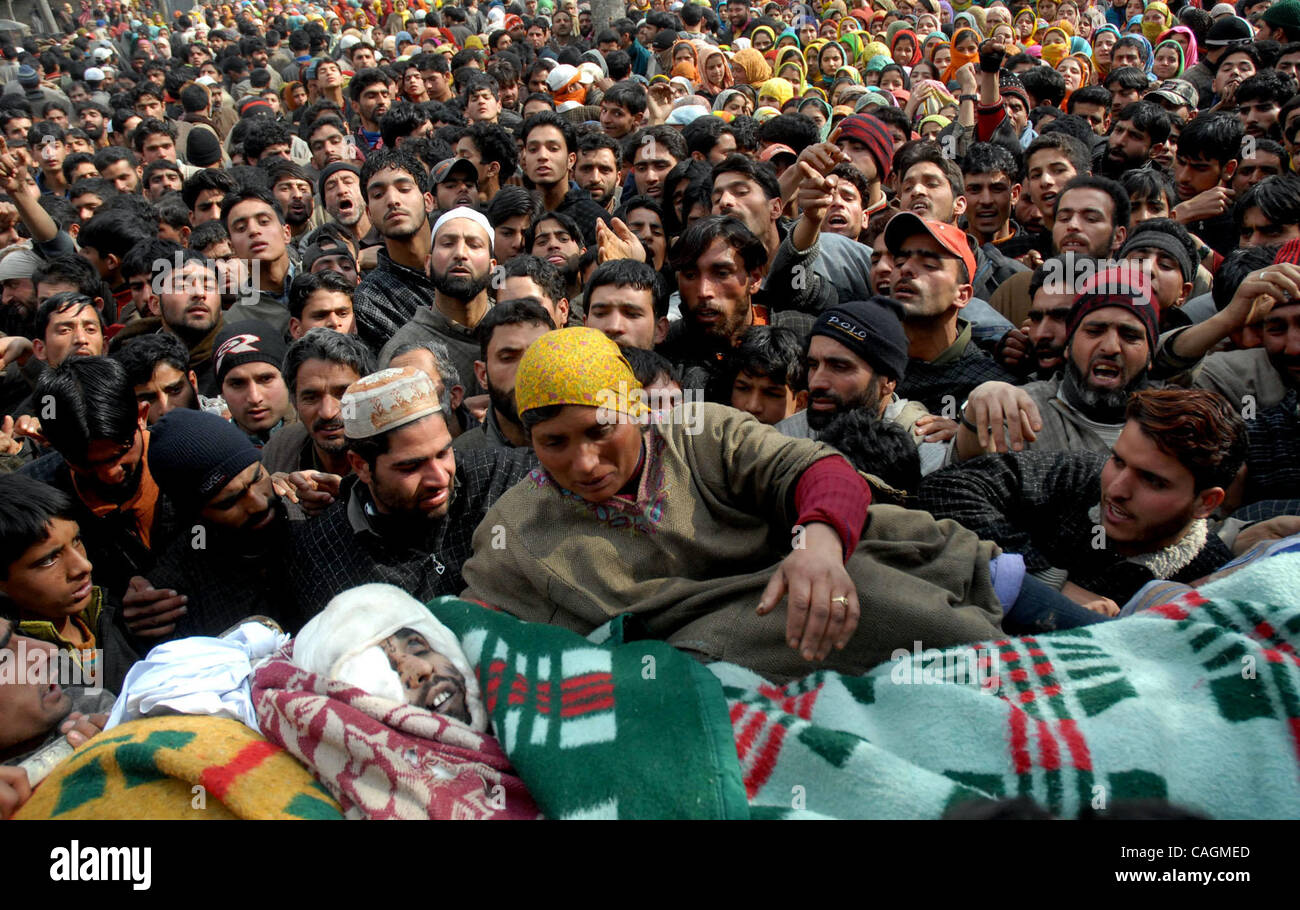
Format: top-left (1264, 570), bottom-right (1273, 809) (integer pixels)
top-left (732, 47), bottom-right (773, 84)
top-left (775, 50), bottom-right (808, 92)
top-left (1142, 2), bottom-right (1172, 44)
top-left (1039, 25), bottom-right (1071, 67)
top-left (757, 77), bottom-right (797, 108)
top-left (751, 24), bottom-right (779, 57)
top-left (942, 27), bottom-right (981, 83)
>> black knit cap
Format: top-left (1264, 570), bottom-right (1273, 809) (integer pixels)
top-left (213, 320), bottom-right (289, 386)
top-left (148, 408), bottom-right (259, 516)
top-left (810, 297), bottom-right (910, 382)
top-left (317, 161), bottom-right (361, 204)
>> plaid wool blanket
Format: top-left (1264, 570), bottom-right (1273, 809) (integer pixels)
top-left (426, 597), bottom-right (749, 820)
top-left (252, 652), bottom-right (541, 820)
top-left (714, 549), bottom-right (1300, 819)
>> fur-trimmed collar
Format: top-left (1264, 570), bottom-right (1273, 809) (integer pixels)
top-left (1088, 504), bottom-right (1209, 579)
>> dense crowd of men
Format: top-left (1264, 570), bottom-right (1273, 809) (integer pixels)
top-left (1, 0), bottom-right (1300, 818)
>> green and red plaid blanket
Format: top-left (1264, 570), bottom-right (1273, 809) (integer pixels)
top-left (432, 547), bottom-right (1300, 818)
top-left (715, 550), bottom-right (1300, 819)
top-left (426, 597), bottom-right (748, 819)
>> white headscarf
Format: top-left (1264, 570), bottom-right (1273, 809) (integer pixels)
top-left (293, 584), bottom-right (487, 731)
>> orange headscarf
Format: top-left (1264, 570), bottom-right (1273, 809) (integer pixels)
top-left (942, 27), bottom-right (981, 83)
top-left (732, 47), bottom-right (773, 84)
top-left (699, 47), bottom-right (735, 96)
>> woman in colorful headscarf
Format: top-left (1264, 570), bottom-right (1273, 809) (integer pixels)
top-left (879, 62), bottom-right (910, 100)
top-left (1142, 1), bottom-right (1171, 43)
top-left (1057, 0), bottom-right (1080, 33)
top-left (1157, 25), bottom-right (1199, 69)
top-left (281, 80), bottom-right (308, 121)
top-left (712, 87), bottom-right (753, 117)
top-left (1091, 23), bottom-right (1121, 74)
top-left (776, 27), bottom-right (801, 51)
top-left (751, 24), bottom-right (778, 57)
top-left (671, 39), bottom-right (700, 74)
top-left (1056, 52), bottom-right (1092, 102)
top-left (777, 56), bottom-right (808, 92)
top-left (1151, 37), bottom-right (1184, 79)
top-left (1125, 13), bottom-right (1144, 36)
top-left (921, 31), bottom-right (947, 62)
top-left (757, 76), bottom-right (796, 109)
top-left (1039, 25), bottom-right (1071, 68)
top-left (918, 113), bottom-right (951, 139)
top-left (1015, 7), bottom-right (1038, 46)
top-left (698, 46), bottom-right (734, 101)
top-left (939, 27), bottom-right (978, 83)
top-left (890, 28), bottom-right (921, 67)
top-left (989, 21), bottom-right (1018, 48)
top-left (839, 30), bottom-right (867, 67)
top-left (911, 59), bottom-right (939, 82)
top-left (862, 53), bottom-right (891, 85)
top-left (817, 40), bottom-right (848, 89)
top-left (732, 47), bottom-right (773, 84)
top-left (798, 95), bottom-right (834, 139)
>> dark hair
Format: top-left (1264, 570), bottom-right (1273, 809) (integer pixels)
top-left (1114, 101), bottom-right (1172, 145)
top-left (33, 292), bottom-right (102, 342)
top-left (1121, 167), bottom-right (1177, 212)
top-left (583, 258), bottom-right (670, 320)
top-left (1235, 71), bottom-right (1297, 108)
top-left (486, 184), bottom-right (538, 226)
top-left (1126, 388), bottom-right (1246, 491)
top-left (155, 194), bottom-right (191, 231)
top-left (111, 332), bottom-right (191, 386)
top-left (721, 324), bottom-right (807, 393)
top-left (1019, 64), bottom-right (1066, 107)
top-left (1239, 137), bottom-right (1290, 170)
top-left (621, 346), bottom-right (679, 388)
top-left (32, 253), bottom-right (105, 301)
top-left (1056, 174), bottom-right (1131, 230)
top-left (521, 110), bottom-right (577, 153)
top-left (348, 67), bottom-right (389, 103)
top-left (465, 122), bottom-right (519, 181)
top-left (35, 356), bottom-right (139, 464)
top-left (359, 145), bottom-right (429, 195)
top-left (816, 410), bottom-right (921, 504)
top-left (0, 474), bottom-right (74, 577)
top-left (179, 82), bottom-right (210, 114)
top-left (526, 210), bottom-right (585, 251)
top-left (895, 141), bottom-right (965, 196)
top-left (287, 269), bottom-right (355, 320)
top-left (92, 145), bottom-right (137, 173)
top-left (605, 50), bottom-right (632, 81)
top-left (262, 157), bottom-right (311, 190)
top-left (282, 328), bottom-right (374, 397)
top-left (181, 168), bottom-right (238, 211)
top-left (1235, 174), bottom-right (1300, 232)
top-left (220, 185), bottom-right (285, 227)
top-left (189, 220), bottom-right (230, 254)
top-left (379, 100), bottom-right (431, 148)
top-left (474, 298), bottom-right (555, 361)
top-left (680, 115), bottom-right (732, 160)
top-left (499, 256), bottom-right (567, 307)
top-left (77, 208), bottom-right (155, 263)
top-left (711, 153), bottom-right (781, 200)
top-left (755, 112), bottom-right (819, 152)
top-left (242, 118), bottom-right (292, 161)
top-left (1177, 112), bottom-right (1243, 166)
top-left (60, 151), bottom-right (94, 184)
top-left (302, 111), bottom-right (347, 143)
top-left (961, 140), bottom-right (1023, 183)
top-left (669, 215), bottom-right (767, 274)
top-left (603, 80), bottom-right (648, 116)
top-left (1103, 66), bottom-right (1149, 92)
top-left (1024, 131), bottom-right (1092, 176)
top-left (622, 124), bottom-right (688, 166)
top-left (1212, 244), bottom-right (1278, 310)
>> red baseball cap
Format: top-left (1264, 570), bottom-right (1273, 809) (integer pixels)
top-left (883, 212), bottom-right (977, 283)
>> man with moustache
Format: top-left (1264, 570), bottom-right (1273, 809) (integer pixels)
top-left (263, 330), bottom-right (376, 516)
top-left (379, 206), bottom-right (497, 397)
top-left (287, 367), bottom-right (534, 622)
top-left (135, 409), bottom-right (304, 638)
top-left (952, 268), bottom-right (1161, 463)
top-left (319, 162), bottom-right (382, 252)
top-left (455, 300), bottom-right (555, 452)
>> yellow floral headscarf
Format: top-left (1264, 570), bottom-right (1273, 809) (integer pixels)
top-left (758, 77), bottom-right (796, 107)
top-left (515, 328), bottom-right (647, 420)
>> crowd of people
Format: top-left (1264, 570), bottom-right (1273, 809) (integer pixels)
top-left (0, 0), bottom-right (1298, 820)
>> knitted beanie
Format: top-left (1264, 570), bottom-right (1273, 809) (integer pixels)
top-left (317, 161), bottom-right (361, 203)
top-left (1119, 227), bottom-right (1196, 283)
top-left (1066, 267), bottom-right (1160, 350)
top-left (835, 113), bottom-right (894, 181)
top-left (810, 297), bottom-right (910, 382)
top-left (186, 128), bottom-right (222, 167)
top-left (148, 408), bottom-right (260, 515)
